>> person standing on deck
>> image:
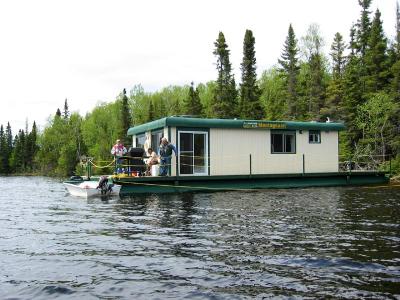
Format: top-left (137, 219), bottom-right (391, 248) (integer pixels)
top-left (159, 137), bottom-right (177, 176)
top-left (111, 139), bottom-right (127, 173)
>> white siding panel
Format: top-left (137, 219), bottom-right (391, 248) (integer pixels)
top-left (299, 130), bottom-right (339, 173)
top-left (210, 128), bottom-right (339, 175)
top-left (210, 129), bottom-right (271, 175)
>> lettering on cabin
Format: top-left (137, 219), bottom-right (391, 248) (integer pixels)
top-left (243, 122), bottom-right (287, 129)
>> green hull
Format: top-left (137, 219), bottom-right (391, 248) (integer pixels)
top-left (113, 172), bottom-right (390, 194)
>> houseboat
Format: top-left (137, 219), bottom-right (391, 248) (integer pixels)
top-left (111, 116), bottom-right (389, 194)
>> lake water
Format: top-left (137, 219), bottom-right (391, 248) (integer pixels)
top-left (0, 176), bottom-right (399, 299)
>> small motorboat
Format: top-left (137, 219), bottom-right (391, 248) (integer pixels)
top-left (63, 176), bottom-right (121, 198)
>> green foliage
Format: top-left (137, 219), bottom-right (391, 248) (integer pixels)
top-left (213, 31), bottom-right (238, 118)
top-left (239, 29), bottom-right (262, 119)
top-left (183, 82), bottom-right (203, 116)
top-left (119, 89), bottom-right (132, 145)
top-left (259, 68), bottom-right (287, 120)
top-left (355, 0), bottom-right (373, 57)
top-left (355, 92), bottom-right (397, 156)
top-left (3, 6), bottom-right (400, 176)
top-left (278, 24), bottom-right (300, 118)
top-left (364, 9), bottom-right (389, 94)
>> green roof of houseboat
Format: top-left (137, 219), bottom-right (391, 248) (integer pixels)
top-left (127, 116), bottom-right (345, 136)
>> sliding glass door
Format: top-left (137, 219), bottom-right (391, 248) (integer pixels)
top-left (178, 131), bottom-right (208, 175)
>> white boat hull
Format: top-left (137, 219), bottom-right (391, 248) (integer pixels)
top-left (63, 181), bottom-right (121, 198)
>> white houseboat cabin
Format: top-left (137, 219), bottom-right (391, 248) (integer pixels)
top-left (127, 116), bottom-right (345, 176)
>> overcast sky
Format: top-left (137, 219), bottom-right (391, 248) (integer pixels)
top-left (0, 0), bottom-right (397, 132)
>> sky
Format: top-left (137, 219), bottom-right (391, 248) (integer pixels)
top-left (0, 0), bottom-right (397, 132)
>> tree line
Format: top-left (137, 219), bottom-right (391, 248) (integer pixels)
top-left (1, 0), bottom-right (399, 176)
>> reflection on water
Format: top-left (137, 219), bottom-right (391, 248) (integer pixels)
top-left (0, 176), bottom-right (399, 299)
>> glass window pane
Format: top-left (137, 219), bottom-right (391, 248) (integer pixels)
top-left (180, 152), bottom-right (193, 174)
top-left (180, 133), bottom-right (193, 151)
top-left (194, 133), bottom-right (206, 174)
top-left (151, 131), bottom-right (163, 154)
top-left (285, 134), bottom-right (295, 153)
top-left (272, 133), bottom-right (283, 153)
top-left (136, 134), bottom-right (146, 148)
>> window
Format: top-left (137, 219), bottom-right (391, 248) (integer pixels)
top-left (151, 130), bottom-right (163, 154)
top-left (309, 130), bottom-right (321, 144)
top-left (178, 131), bottom-right (208, 175)
top-left (271, 130), bottom-right (296, 153)
top-left (136, 134), bottom-right (146, 148)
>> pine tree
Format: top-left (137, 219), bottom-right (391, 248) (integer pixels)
top-left (239, 29), bottom-right (262, 119)
top-left (279, 24), bottom-right (300, 119)
top-left (301, 24), bottom-right (326, 119)
top-left (356, 0), bottom-right (373, 57)
top-left (396, 2), bottom-right (400, 56)
top-left (63, 99), bottom-right (70, 119)
top-left (342, 53), bottom-right (363, 148)
top-left (323, 33), bottom-right (346, 120)
top-left (26, 121), bottom-right (38, 170)
top-left (120, 88), bottom-right (132, 144)
top-left (364, 9), bottom-right (389, 94)
top-left (183, 82), bottom-right (203, 116)
top-left (0, 125), bottom-right (5, 173)
top-left (212, 32), bottom-right (238, 118)
top-left (331, 33), bottom-right (346, 80)
top-left (148, 99), bottom-right (155, 122)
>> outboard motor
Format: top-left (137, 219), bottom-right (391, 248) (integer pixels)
top-left (96, 176), bottom-right (112, 195)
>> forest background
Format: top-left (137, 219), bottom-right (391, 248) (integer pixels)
top-left (1, 0), bottom-right (399, 177)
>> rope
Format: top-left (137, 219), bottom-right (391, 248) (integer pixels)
top-left (88, 158), bottom-right (116, 169)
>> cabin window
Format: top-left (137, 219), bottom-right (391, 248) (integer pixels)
top-left (178, 131), bottom-right (208, 175)
top-left (151, 130), bottom-right (163, 154)
top-left (271, 130), bottom-right (296, 154)
top-left (136, 134), bottom-right (146, 148)
top-left (309, 130), bottom-right (321, 144)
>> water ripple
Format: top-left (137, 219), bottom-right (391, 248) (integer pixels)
top-left (0, 177), bottom-right (399, 299)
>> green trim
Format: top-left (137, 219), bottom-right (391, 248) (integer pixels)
top-left (127, 117), bottom-right (346, 136)
top-left (115, 172), bottom-right (389, 194)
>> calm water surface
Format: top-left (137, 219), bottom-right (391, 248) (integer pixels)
top-left (0, 176), bottom-right (399, 299)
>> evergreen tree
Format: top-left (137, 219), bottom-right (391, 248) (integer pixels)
top-left (212, 32), bottom-right (238, 118)
top-left (239, 29), bottom-right (262, 119)
top-left (63, 98), bottom-right (70, 119)
top-left (396, 2), bottom-right (400, 56)
top-left (10, 130), bottom-right (26, 172)
top-left (342, 53), bottom-right (363, 148)
top-left (0, 125), bottom-right (5, 173)
top-left (120, 88), bottom-right (132, 144)
top-left (331, 33), bottom-right (346, 79)
top-left (148, 99), bottom-right (155, 122)
top-left (364, 9), bottom-right (389, 94)
top-left (356, 0), bottom-right (373, 57)
top-left (183, 82), bottom-right (203, 116)
top-left (301, 24), bottom-right (326, 119)
top-left (26, 121), bottom-right (38, 170)
top-left (278, 24), bottom-right (300, 118)
top-left (322, 33), bottom-right (346, 120)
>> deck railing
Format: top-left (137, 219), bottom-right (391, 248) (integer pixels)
top-left (338, 155), bottom-right (391, 173)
